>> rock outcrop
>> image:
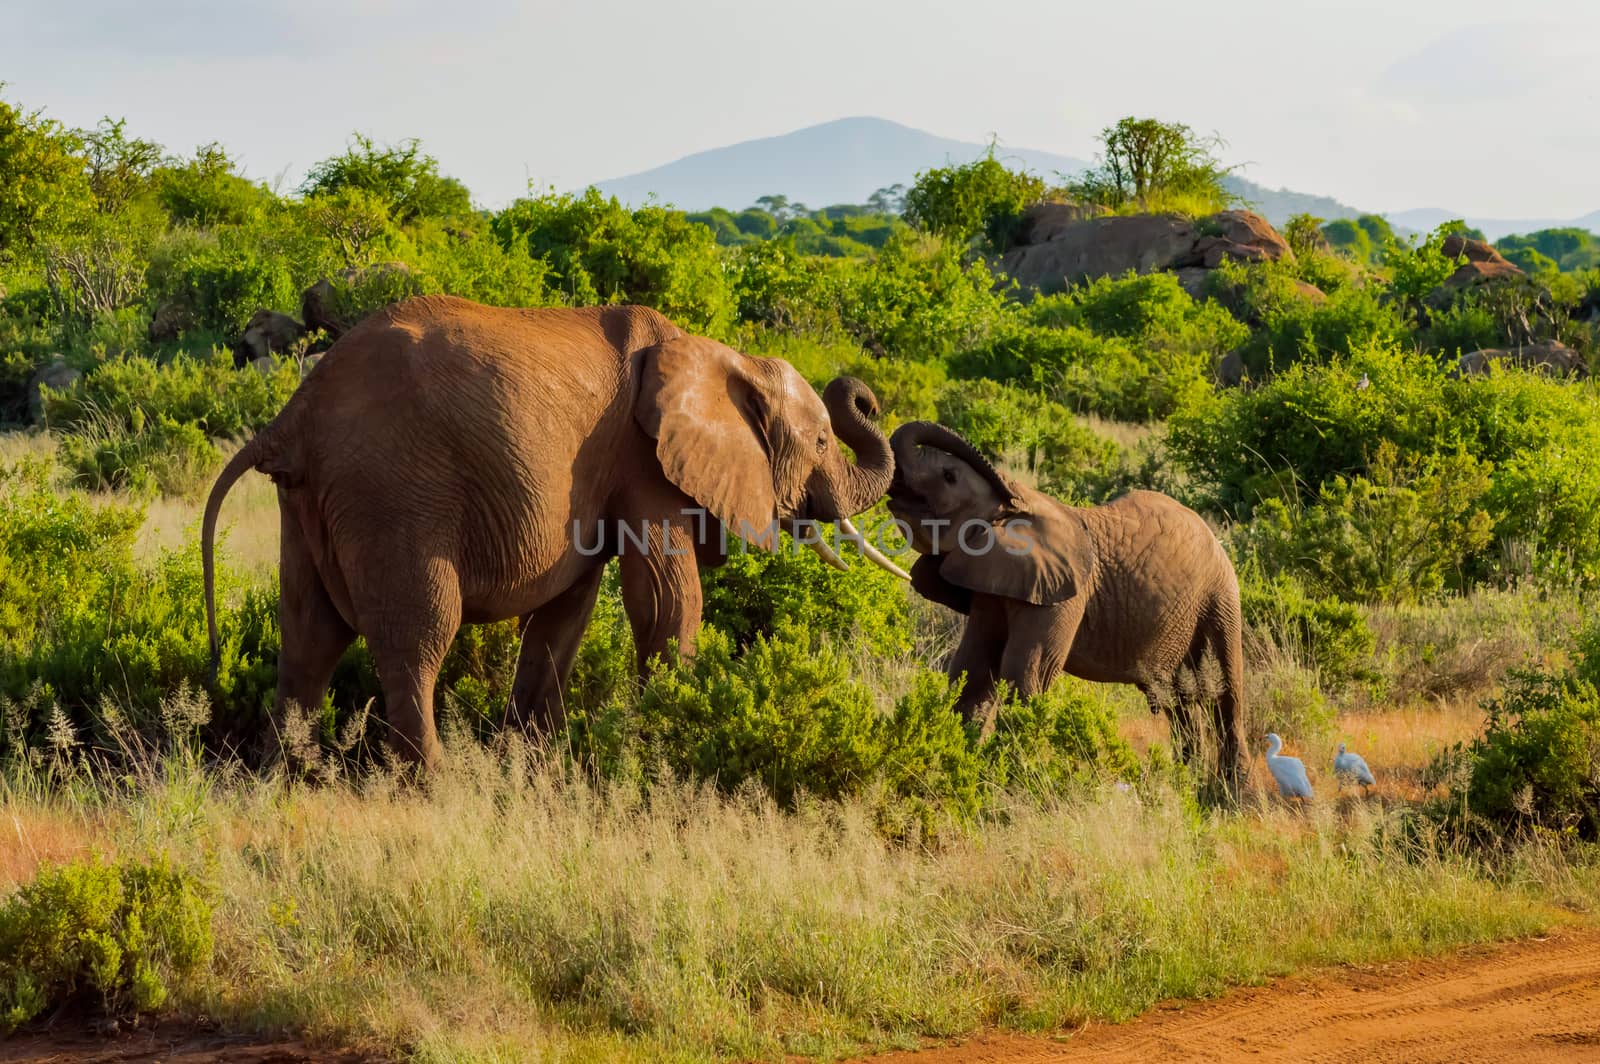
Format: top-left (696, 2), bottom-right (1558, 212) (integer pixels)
top-left (998, 206), bottom-right (1293, 296)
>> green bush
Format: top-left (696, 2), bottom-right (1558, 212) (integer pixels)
top-left (0, 464), bottom-right (279, 748)
top-left (1210, 259), bottom-right (1406, 374)
top-left (154, 144), bottom-right (276, 228)
top-left (301, 134), bottom-right (472, 223)
top-left (837, 230), bottom-right (1009, 360)
top-left (729, 239), bottom-right (847, 333)
top-left (954, 272), bottom-right (1236, 420)
top-left (1320, 215), bottom-right (1394, 264)
top-left (980, 680), bottom-right (1138, 794)
top-left (902, 151), bottom-right (1046, 250)
top-left (44, 350), bottom-right (301, 495)
top-left (702, 521), bottom-right (912, 658)
top-left (491, 188), bottom-right (734, 336)
top-left (0, 856), bottom-right (213, 1031)
top-left (1237, 569), bottom-right (1376, 689)
top-left (144, 233), bottom-right (300, 339)
top-left (1233, 443), bottom-right (1494, 604)
top-left (1434, 664), bottom-right (1600, 841)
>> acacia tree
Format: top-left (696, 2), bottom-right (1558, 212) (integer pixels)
top-left (1069, 117), bottom-right (1234, 213)
top-left (302, 134), bottom-right (472, 223)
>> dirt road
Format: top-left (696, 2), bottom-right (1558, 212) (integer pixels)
top-left (858, 929), bottom-right (1600, 1063)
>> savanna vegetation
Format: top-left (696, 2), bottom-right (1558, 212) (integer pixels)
top-left (2, 93), bottom-right (1598, 1061)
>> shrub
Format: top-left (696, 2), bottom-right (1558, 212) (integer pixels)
top-left (1233, 443), bottom-right (1494, 603)
top-left (701, 522), bottom-right (912, 659)
top-left (1237, 569), bottom-right (1375, 689)
top-left (0, 94), bottom-right (94, 260)
top-left (144, 233), bottom-right (300, 339)
top-left (902, 150), bottom-right (1047, 250)
top-left (955, 272), bottom-right (1236, 420)
top-left (1320, 215), bottom-right (1394, 264)
top-left (729, 239), bottom-right (847, 333)
top-left (155, 143), bottom-right (276, 228)
top-left (44, 350), bottom-right (301, 495)
top-left (1434, 665), bottom-right (1600, 841)
top-left (837, 230), bottom-right (1008, 360)
top-left (981, 680), bottom-right (1139, 794)
top-left (491, 188), bottom-right (734, 336)
top-left (301, 134), bottom-right (472, 223)
top-left (0, 856), bottom-right (213, 1031)
top-left (1209, 259), bottom-right (1406, 374)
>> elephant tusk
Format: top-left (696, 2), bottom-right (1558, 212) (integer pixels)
top-left (805, 534), bottom-right (851, 573)
top-left (838, 518), bottom-right (911, 581)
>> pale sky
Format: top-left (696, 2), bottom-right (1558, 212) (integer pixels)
top-left (5, 0), bottom-right (1597, 218)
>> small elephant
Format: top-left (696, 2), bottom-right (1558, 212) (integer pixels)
top-left (887, 421), bottom-right (1248, 790)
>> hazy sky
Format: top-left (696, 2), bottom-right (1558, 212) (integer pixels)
top-left (5, 0), bottom-right (1597, 217)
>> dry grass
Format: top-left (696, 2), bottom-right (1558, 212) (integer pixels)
top-left (134, 455), bottom-right (280, 575)
top-left (6, 739), bottom-right (1593, 1063)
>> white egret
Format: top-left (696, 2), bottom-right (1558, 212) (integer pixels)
top-left (1333, 743), bottom-right (1376, 790)
top-left (1265, 733), bottom-right (1313, 799)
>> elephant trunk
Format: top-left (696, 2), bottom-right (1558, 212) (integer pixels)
top-left (890, 421), bottom-right (1018, 505)
top-left (817, 376), bottom-right (894, 519)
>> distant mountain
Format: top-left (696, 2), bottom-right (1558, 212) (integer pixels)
top-left (592, 116), bottom-right (1596, 242)
top-left (1223, 177), bottom-right (1366, 229)
top-left (594, 116), bottom-right (1091, 212)
top-left (1386, 208), bottom-right (1600, 242)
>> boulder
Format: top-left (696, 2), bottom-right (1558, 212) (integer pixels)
top-left (1172, 211), bottom-right (1293, 270)
top-left (1441, 234), bottom-right (1510, 265)
top-left (1455, 341), bottom-right (1587, 378)
top-left (301, 261), bottom-right (416, 340)
top-left (147, 301), bottom-right (190, 344)
top-left (29, 357), bottom-right (82, 424)
top-left (998, 213), bottom-right (1198, 294)
top-left (1011, 200), bottom-right (1111, 246)
top-left (998, 208), bottom-right (1294, 296)
top-left (238, 309), bottom-right (305, 365)
top-left (1216, 350), bottom-right (1246, 387)
top-left (1173, 267), bottom-right (1212, 301)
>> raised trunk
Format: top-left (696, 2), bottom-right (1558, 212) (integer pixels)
top-left (890, 420), bottom-right (1018, 505)
top-left (816, 376), bottom-right (894, 518)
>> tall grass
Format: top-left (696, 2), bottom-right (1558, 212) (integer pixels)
top-left (6, 733), bottom-right (1595, 1063)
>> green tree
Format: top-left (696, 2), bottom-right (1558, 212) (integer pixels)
top-left (902, 149), bottom-right (1045, 250)
top-left (302, 134), bottom-right (472, 223)
top-left (79, 117), bottom-right (164, 212)
top-left (1068, 117), bottom-right (1235, 214)
top-left (0, 93), bottom-right (93, 260)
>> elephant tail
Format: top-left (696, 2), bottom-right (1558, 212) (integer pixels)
top-left (203, 436), bottom-right (265, 689)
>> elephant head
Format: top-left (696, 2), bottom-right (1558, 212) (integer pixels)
top-left (887, 421), bottom-right (1093, 605)
top-left (636, 335), bottom-right (905, 574)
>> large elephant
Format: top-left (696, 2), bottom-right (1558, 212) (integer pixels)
top-left (886, 421), bottom-right (1247, 790)
top-left (202, 296), bottom-right (903, 767)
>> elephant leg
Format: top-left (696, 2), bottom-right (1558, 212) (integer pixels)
top-left (617, 517), bottom-right (701, 674)
top-left (1209, 610), bottom-right (1250, 795)
top-left (361, 557), bottom-right (462, 771)
top-left (507, 563), bottom-right (607, 736)
top-left (998, 602), bottom-right (1082, 702)
top-left (274, 501), bottom-right (355, 757)
top-left (949, 597), bottom-right (1007, 725)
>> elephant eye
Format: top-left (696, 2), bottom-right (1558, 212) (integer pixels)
top-left (943, 468), bottom-right (957, 485)
top-left (816, 432), bottom-right (828, 453)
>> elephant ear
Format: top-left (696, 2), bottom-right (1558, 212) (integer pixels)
top-left (636, 336), bottom-right (780, 549)
top-left (937, 496), bottom-right (1093, 606)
